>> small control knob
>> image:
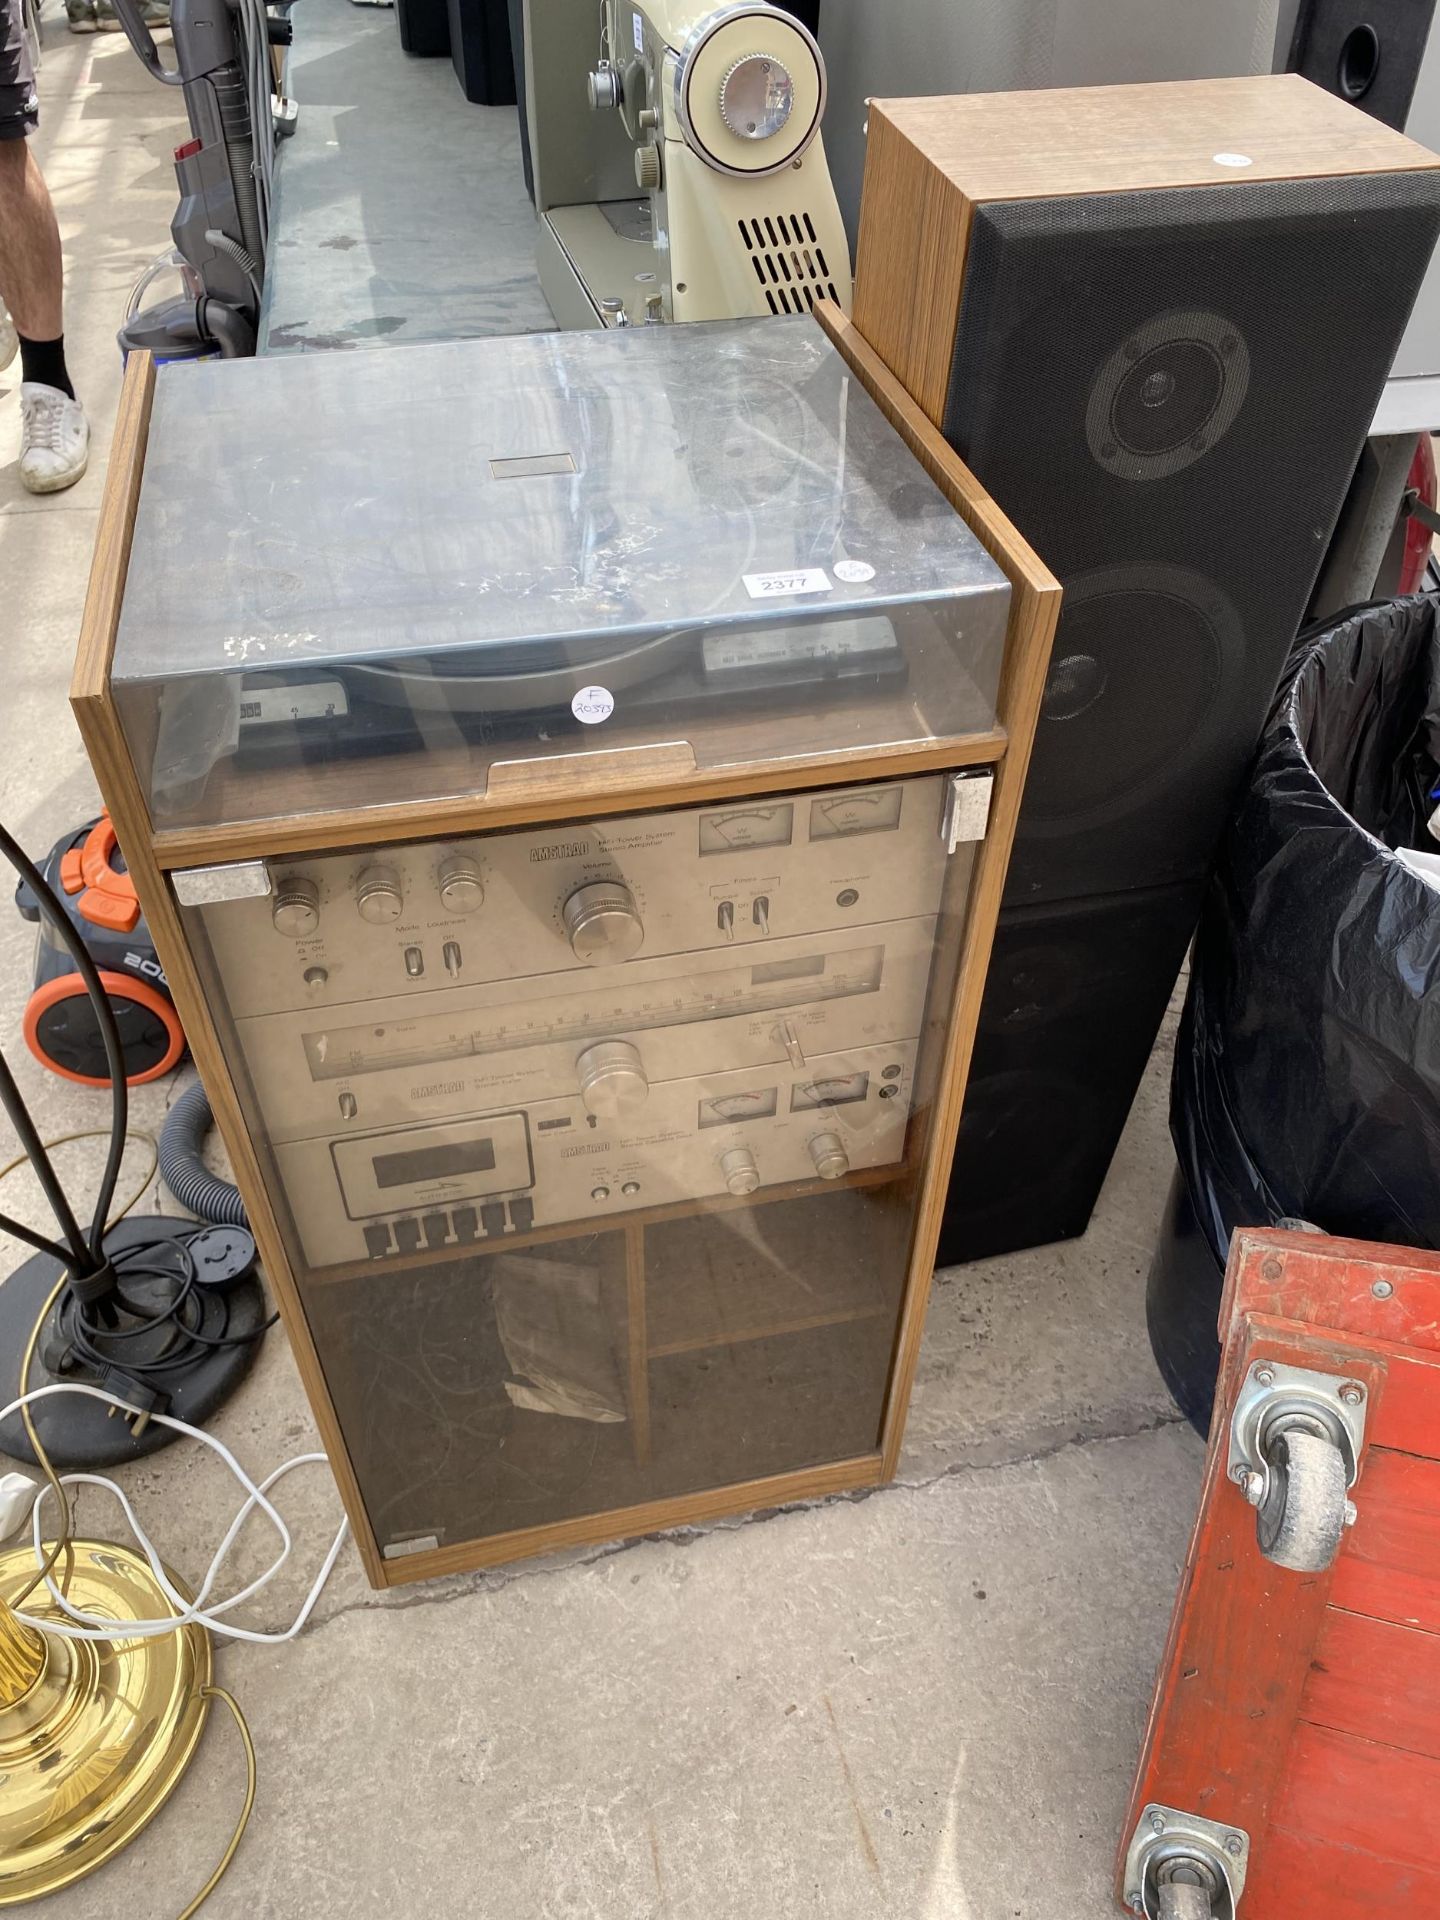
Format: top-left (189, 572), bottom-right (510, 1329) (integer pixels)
top-left (635, 142), bottom-right (661, 190)
top-left (271, 875), bottom-right (319, 938)
top-left (438, 853), bottom-right (484, 915)
top-left (564, 881), bottom-right (644, 965)
top-left (588, 64), bottom-right (621, 110)
top-left (720, 1147), bottom-right (760, 1196)
top-left (576, 1040), bottom-right (649, 1119)
top-left (355, 864), bottom-right (403, 925)
top-left (808, 1131), bottom-right (849, 1181)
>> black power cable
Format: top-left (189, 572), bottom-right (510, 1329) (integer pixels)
top-left (0, 817), bottom-right (273, 1422)
top-left (0, 819), bottom-right (127, 1273)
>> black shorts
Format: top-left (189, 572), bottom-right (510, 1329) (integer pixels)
top-left (1, 0), bottom-right (39, 143)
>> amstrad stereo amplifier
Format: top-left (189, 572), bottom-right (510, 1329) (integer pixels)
top-left (76, 312), bottom-right (1058, 1584)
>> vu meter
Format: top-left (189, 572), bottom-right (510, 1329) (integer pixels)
top-left (698, 803), bottom-right (795, 853)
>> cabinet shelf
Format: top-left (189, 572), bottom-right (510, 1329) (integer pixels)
top-left (643, 1190), bottom-right (903, 1360)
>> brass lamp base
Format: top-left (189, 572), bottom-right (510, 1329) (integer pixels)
top-left (0, 1540), bottom-right (212, 1906)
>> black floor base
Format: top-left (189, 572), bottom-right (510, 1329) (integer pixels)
top-left (0, 1215), bottom-right (267, 1470)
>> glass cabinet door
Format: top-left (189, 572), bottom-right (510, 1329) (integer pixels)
top-left (177, 773), bottom-right (980, 1559)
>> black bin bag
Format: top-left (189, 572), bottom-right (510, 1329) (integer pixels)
top-left (1150, 592), bottom-right (1440, 1426)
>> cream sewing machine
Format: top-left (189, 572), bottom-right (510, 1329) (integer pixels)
top-left (522, 0), bottom-right (852, 326)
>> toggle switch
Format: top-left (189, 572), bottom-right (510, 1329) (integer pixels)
top-left (405, 946), bottom-right (424, 978)
top-left (443, 940), bottom-right (462, 978)
top-left (338, 1091), bottom-right (357, 1120)
top-left (775, 1019), bottom-right (806, 1068)
top-left (717, 899), bottom-right (735, 939)
top-left (752, 895), bottom-right (770, 934)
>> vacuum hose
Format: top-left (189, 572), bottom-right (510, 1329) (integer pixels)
top-left (211, 58), bottom-right (265, 272)
top-left (200, 296), bottom-right (257, 358)
top-left (159, 1081), bottom-right (248, 1227)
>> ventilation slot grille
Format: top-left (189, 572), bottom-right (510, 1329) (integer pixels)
top-left (738, 212), bottom-right (841, 314)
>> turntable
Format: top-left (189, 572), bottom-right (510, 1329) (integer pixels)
top-left (74, 309), bottom-right (1060, 1582)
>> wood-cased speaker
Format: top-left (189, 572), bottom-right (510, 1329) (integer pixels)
top-left (852, 75), bottom-right (1440, 1259)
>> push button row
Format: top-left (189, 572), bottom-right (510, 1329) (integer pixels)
top-left (361, 1195), bottom-right (536, 1259)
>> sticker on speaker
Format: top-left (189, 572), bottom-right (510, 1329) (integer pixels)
top-left (1086, 309), bottom-right (1250, 482)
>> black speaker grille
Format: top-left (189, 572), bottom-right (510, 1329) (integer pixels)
top-left (1288, 0), bottom-right (1438, 129)
top-left (939, 884), bottom-right (1202, 1264)
top-left (943, 171), bottom-right (1440, 904)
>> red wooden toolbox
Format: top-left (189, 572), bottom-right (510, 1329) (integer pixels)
top-left (1117, 1226), bottom-right (1440, 1920)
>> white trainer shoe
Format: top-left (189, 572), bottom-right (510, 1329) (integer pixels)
top-left (19, 384), bottom-right (90, 495)
top-left (0, 311), bottom-right (16, 374)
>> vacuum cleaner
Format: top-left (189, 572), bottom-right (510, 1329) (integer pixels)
top-left (15, 813), bottom-right (184, 1088)
top-left (111, 0), bottom-right (296, 359)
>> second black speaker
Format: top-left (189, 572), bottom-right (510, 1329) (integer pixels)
top-left (853, 78), bottom-right (1440, 1263)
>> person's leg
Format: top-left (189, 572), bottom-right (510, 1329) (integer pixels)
top-left (0, 0), bottom-right (89, 492)
top-left (0, 140), bottom-right (66, 355)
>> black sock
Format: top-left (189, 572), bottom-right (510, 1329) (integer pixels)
top-left (17, 334), bottom-right (75, 401)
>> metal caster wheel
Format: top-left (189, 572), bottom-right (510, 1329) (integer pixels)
top-left (1255, 1428), bottom-right (1351, 1573)
top-left (1123, 1806), bottom-right (1248, 1920)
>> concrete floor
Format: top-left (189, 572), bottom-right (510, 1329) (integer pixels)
top-left (260, 0), bottom-right (553, 349)
top-left (0, 13), bottom-right (1205, 1918)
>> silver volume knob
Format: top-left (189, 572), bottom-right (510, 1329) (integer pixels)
top-left (720, 1147), bottom-right (760, 1197)
top-left (355, 864), bottom-right (403, 924)
top-left (563, 880), bottom-right (644, 965)
top-left (271, 875), bottom-right (319, 938)
top-left (808, 1131), bottom-right (849, 1180)
top-left (577, 1040), bottom-right (649, 1119)
top-left (438, 853), bottom-right (484, 915)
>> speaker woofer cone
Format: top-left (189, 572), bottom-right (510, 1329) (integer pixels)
top-left (1087, 309), bottom-right (1250, 480)
top-left (1026, 565), bottom-right (1245, 835)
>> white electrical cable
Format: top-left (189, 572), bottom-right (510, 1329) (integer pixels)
top-left (2, 1383), bottom-right (349, 1644)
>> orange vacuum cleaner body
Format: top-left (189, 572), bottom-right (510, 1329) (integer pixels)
top-left (15, 811), bottom-right (185, 1087)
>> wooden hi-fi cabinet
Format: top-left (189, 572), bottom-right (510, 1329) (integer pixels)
top-left (71, 308), bottom-right (1058, 1586)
